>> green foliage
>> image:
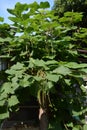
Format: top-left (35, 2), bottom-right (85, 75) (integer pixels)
top-left (83, 124), bottom-right (87, 130)
top-left (0, 1), bottom-right (87, 129)
top-left (53, 0), bottom-right (87, 27)
top-left (59, 12), bottom-right (83, 24)
top-left (0, 17), bottom-right (4, 22)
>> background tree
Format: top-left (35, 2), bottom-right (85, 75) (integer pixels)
top-left (53, 0), bottom-right (87, 64)
top-left (53, 0), bottom-right (87, 27)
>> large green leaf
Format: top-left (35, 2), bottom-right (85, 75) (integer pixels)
top-left (83, 125), bottom-right (87, 130)
top-left (8, 95), bottom-right (19, 107)
top-left (6, 62), bottom-right (25, 77)
top-left (80, 68), bottom-right (87, 73)
top-left (10, 62), bottom-right (24, 70)
top-left (47, 81), bottom-right (53, 89)
top-left (8, 17), bottom-right (20, 23)
top-left (40, 2), bottom-right (50, 8)
top-left (1, 82), bottom-right (12, 94)
top-left (0, 37), bottom-right (11, 42)
top-left (46, 73), bottom-right (60, 82)
top-left (72, 127), bottom-right (79, 130)
top-left (65, 62), bottom-right (87, 69)
top-left (33, 75), bottom-right (43, 81)
top-left (53, 66), bottom-right (71, 76)
top-left (19, 75), bottom-right (32, 87)
top-left (0, 112), bottom-right (9, 119)
top-left (0, 100), bottom-right (6, 106)
top-left (28, 1), bottom-right (39, 10)
top-left (0, 92), bottom-right (8, 101)
top-left (45, 60), bottom-right (58, 65)
top-left (33, 59), bottom-right (46, 67)
top-left (15, 2), bottom-right (28, 12)
top-left (29, 58), bottom-right (49, 70)
top-left (11, 77), bottom-right (19, 91)
top-left (7, 9), bottom-right (16, 15)
top-left (8, 2), bottom-right (29, 16)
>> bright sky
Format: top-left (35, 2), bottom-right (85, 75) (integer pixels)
top-left (0, 0), bottom-right (54, 23)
